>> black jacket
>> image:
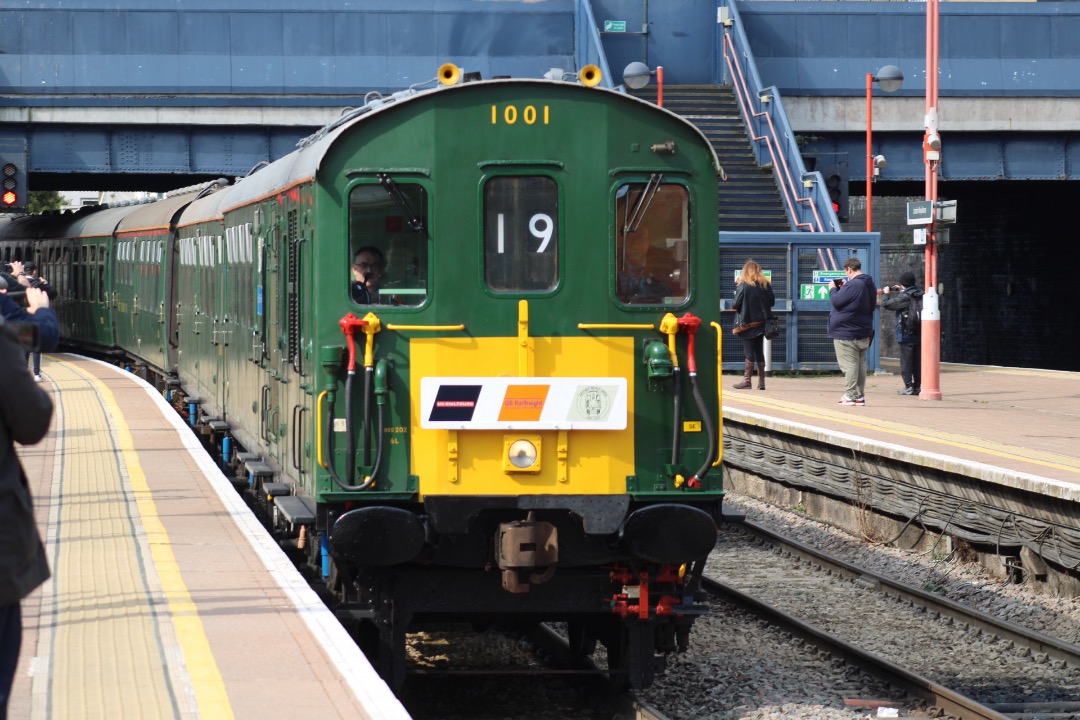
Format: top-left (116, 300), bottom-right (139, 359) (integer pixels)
top-left (0, 318), bottom-right (53, 605)
top-left (732, 280), bottom-right (775, 339)
top-left (882, 285), bottom-right (923, 344)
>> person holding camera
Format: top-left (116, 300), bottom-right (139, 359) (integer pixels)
top-left (0, 261), bottom-right (59, 357)
top-left (881, 270), bottom-right (923, 396)
top-left (828, 257), bottom-right (877, 406)
top-left (18, 262), bottom-right (54, 381)
top-left (0, 313), bottom-right (54, 717)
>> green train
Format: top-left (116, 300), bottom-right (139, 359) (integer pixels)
top-left (0, 65), bottom-right (726, 689)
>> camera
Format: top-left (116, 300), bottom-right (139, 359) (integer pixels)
top-left (832, 278), bottom-right (844, 287)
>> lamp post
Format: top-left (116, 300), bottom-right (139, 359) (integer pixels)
top-left (622, 61), bottom-right (664, 107)
top-left (865, 65), bottom-right (904, 232)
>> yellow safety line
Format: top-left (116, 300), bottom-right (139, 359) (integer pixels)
top-left (726, 395), bottom-right (1080, 475)
top-left (81, 363), bottom-right (235, 719)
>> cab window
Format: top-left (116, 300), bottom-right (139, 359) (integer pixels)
top-left (483, 176), bottom-right (558, 293)
top-left (615, 180), bottom-right (690, 305)
top-left (348, 181), bottom-right (428, 306)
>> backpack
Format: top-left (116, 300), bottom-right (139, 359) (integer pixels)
top-left (900, 293), bottom-right (922, 335)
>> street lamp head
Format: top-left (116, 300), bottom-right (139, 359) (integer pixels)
top-left (622, 62), bottom-right (652, 90)
top-left (874, 65), bottom-right (904, 93)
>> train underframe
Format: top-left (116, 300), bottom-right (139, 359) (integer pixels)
top-left (317, 497), bottom-right (721, 690)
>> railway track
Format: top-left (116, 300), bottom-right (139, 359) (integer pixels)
top-left (703, 514), bottom-right (1080, 720)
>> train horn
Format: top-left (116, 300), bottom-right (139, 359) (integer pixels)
top-left (579, 64), bottom-right (602, 87)
top-left (438, 63), bottom-right (461, 86)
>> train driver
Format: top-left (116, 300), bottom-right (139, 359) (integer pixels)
top-left (350, 246), bottom-right (386, 305)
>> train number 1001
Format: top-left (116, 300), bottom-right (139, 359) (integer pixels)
top-left (491, 104), bottom-right (550, 125)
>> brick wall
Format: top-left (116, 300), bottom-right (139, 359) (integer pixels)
top-left (846, 183), bottom-right (1080, 371)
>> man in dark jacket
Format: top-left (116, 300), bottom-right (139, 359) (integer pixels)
top-left (0, 315), bottom-right (53, 716)
top-left (828, 257), bottom-right (877, 405)
top-left (881, 270), bottom-right (923, 396)
top-left (0, 275), bottom-right (59, 355)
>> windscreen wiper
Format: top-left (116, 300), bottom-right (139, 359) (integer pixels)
top-left (378, 173), bottom-right (425, 233)
top-left (621, 172), bottom-right (664, 236)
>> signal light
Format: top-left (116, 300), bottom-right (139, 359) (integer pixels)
top-left (2, 163), bottom-right (16, 207)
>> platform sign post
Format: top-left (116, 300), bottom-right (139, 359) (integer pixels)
top-left (906, 200), bottom-right (933, 225)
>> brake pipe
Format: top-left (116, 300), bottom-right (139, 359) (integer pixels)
top-left (677, 313), bottom-right (717, 489)
top-left (660, 313), bottom-right (683, 470)
top-left (361, 312), bottom-right (382, 466)
top-left (324, 314), bottom-right (376, 491)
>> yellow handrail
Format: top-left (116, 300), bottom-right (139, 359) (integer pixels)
top-left (385, 324), bottom-right (466, 331)
top-left (316, 390), bottom-right (328, 469)
top-left (578, 323), bottom-right (655, 330)
top-left (710, 321), bottom-right (723, 467)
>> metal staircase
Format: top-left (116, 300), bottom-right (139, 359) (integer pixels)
top-left (630, 85), bottom-right (790, 232)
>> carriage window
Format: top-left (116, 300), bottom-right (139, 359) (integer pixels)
top-left (348, 181), bottom-right (428, 307)
top-left (484, 176), bottom-right (558, 293)
top-left (615, 180), bottom-right (690, 305)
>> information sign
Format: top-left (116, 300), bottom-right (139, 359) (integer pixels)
top-left (811, 270), bottom-right (845, 284)
top-left (907, 200), bottom-right (934, 225)
top-left (603, 20), bottom-right (627, 32)
top-left (800, 284), bottom-right (832, 300)
top-left (734, 269), bottom-right (772, 283)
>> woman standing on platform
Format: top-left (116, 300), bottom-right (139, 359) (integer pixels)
top-left (0, 315), bottom-right (53, 717)
top-left (731, 258), bottom-right (775, 390)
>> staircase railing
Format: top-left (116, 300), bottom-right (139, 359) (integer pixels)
top-left (575, 0), bottom-right (614, 88)
top-left (716, 0), bottom-right (840, 233)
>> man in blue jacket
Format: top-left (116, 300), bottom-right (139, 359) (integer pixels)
top-left (0, 273), bottom-right (59, 355)
top-left (828, 257), bottom-right (877, 405)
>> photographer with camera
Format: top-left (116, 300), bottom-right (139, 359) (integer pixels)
top-left (19, 262), bottom-right (54, 381)
top-left (0, 260), bottom-right (59, 357)
top-left (881, 270), bottom-right (923, 396)
top-left (0, 311), bottom-right (53, 717)
top-left (828, 257), bottom-right (877, 406)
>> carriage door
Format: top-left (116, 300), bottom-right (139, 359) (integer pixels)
top-left (209, 231), bottom-right (229, 416)
top-left (258, 206), bottom-right (286, 464)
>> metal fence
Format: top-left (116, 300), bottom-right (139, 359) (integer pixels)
top-left (719, 232), bottom-right (880, 372)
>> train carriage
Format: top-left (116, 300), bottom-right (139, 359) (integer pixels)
top-left (0, 67), bottom-right (727, 691)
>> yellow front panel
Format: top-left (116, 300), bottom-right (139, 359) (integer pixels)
top-left (410, 335), bottom-right (636, 497)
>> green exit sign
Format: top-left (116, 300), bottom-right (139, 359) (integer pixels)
top-left (603, 19), bottom-right (627, 32)
top-left (800, 284), bottom-right (833, 301)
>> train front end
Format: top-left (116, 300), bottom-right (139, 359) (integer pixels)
top-left (308, 70), bottom-right (725, 688)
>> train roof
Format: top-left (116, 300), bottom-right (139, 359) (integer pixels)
top-left (65, 204), bottom-right (150, 239)
top-left (118, 189), bottom-right (215, 236)
top-left (215, 77), bottom-right (722, 215)
top-left (0, 210), bottom-right (86, 241)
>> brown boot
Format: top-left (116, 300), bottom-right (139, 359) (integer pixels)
top-left (732, 360), bottom-right (754, 389)
top-left (757, 363), bottom-right (767, 390)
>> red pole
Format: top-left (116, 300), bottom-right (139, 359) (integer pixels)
top-left (865, 73), bottom-right (873, 232)
top-left (656, 65), bottom-right (664, 107)
top-left (920, 0), bottom-right (942, 401)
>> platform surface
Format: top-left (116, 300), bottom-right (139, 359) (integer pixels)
top-left (10, 355), bottom-right (409, 720)
top-left (723, 359), bottom-right (1080, 498)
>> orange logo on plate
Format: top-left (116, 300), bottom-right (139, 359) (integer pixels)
top-left (498, 385), bottom-right (550, 421)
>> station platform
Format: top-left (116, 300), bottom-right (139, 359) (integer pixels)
top-left (722, 359), bottom-right (1080, 494)
top-left (720, 358), bottom-right (1080, 590)
top-left (11, 355), bottom-right (410, 720)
